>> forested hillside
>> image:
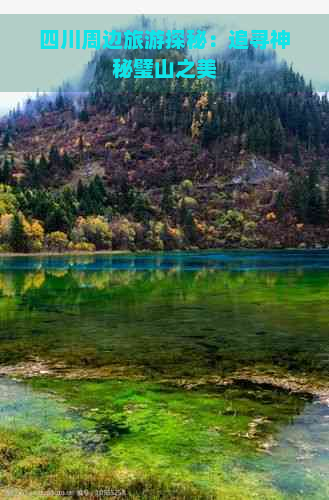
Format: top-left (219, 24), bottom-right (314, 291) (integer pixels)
top-left (1, 45), bottom-right (329, 252)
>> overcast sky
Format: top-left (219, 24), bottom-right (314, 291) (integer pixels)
top-left (0, 93), bottom-right (37, 116)
top-left (0, 14), bottom-right (327, 115)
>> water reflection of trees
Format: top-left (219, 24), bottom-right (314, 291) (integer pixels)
top-left (0, 268), bottom-right (317, 300)
top-left (2, 267), bottom-right (329, 313)
top-left (1, 266), bottom-right (329, 378)
top-left (0, 268), bottom-right (282, 297)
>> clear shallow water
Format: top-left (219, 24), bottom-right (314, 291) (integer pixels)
top-left (0, 378), bottom-right (84, 432)
top-left (243, 396), bottom-right (329, 499)
top-left (1, 250), bottom-right (329, 498)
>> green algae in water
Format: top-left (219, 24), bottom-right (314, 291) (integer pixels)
top-left (0, 376), bottom-right (327, 499)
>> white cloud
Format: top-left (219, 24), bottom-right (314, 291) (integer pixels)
top-left (0, 92), bottom-right (37, 116)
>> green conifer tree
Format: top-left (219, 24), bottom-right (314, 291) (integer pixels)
top-left (9, 214), bottom-right (27, 252)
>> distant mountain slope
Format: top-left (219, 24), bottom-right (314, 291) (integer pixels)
top-left (0, 46), bottom-right (329, 252)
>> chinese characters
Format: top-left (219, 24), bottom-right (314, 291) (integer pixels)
top-left (41, 29), bottom-right (215, 51)
top-left (229, 30), bottom-right (290, 50)
top-left (40, 27), bottom-right (291, 79)
top-left (112, 58), bottom-right (216, 79)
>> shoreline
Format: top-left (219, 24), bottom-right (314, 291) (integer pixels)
top-left (0, 249), bottom-right (133, 258)
top-left (0, 247), bottom-right (328, 258)
top-left (1, 360), bottom-right (329, 403)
